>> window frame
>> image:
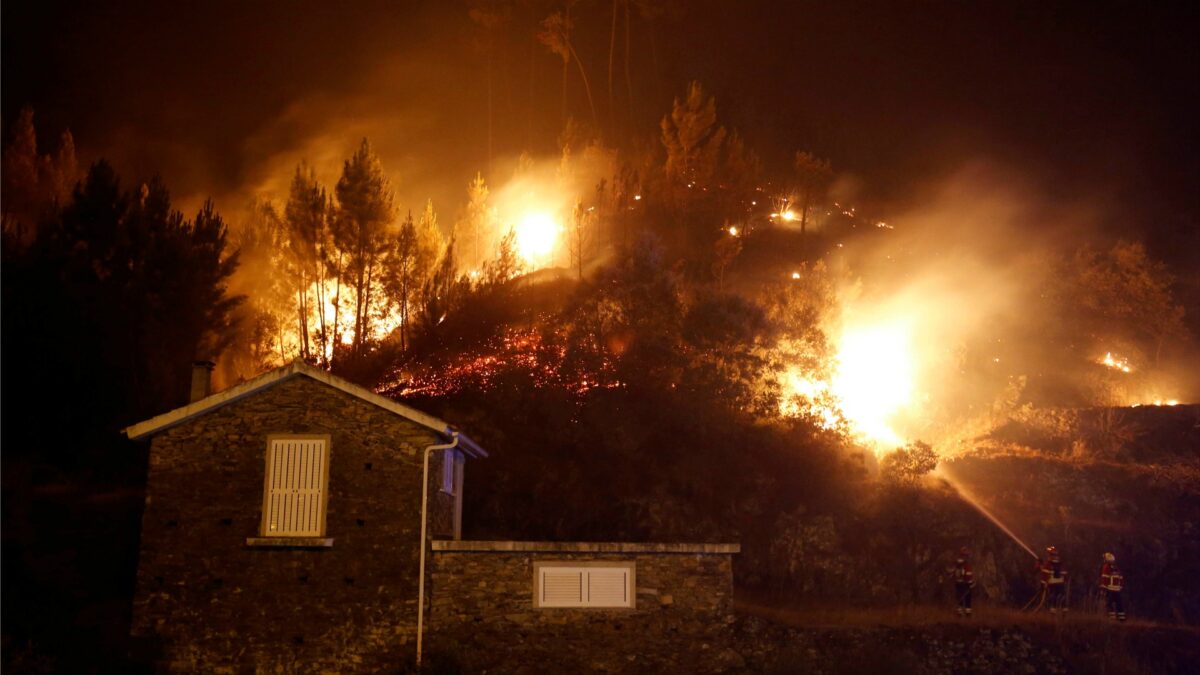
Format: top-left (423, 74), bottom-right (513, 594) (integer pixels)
top-left (259, 434), bottom-right (332, 538)
top-left (532, 561), bottom-right (637, 609)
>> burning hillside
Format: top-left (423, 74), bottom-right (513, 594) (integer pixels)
top-left (4, 2), bottom-right (1199, 671)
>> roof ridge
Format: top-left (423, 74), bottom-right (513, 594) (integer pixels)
top-left (123, 360), bottom-right (450, 441)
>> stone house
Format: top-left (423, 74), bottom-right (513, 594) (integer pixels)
top-left (126, 360), bottom-right (738, 672)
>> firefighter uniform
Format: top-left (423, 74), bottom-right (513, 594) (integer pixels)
top-left (1100, 553), bottom-right (1126, 621)
top-left (1036, 547), bottom-right (1069, 614)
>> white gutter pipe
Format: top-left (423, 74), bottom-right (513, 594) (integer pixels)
top-left (416, 432), bottom-right (459, 669)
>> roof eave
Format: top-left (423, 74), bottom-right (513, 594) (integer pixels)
top-left (454, 431), bottom-right (489, 459)
top-left (123, 361), bottom-right (461, 444)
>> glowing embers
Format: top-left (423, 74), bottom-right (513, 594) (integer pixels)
top-left (782, 318), bottom-right (917, 452)
top-left (392, 327), bottom-right (621, 398)
top-left (514, 211), bottom-right (560, 265)
top-left (1099, 352), bottom-right (1133, 373)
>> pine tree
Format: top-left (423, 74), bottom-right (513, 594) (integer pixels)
top-left (538, 6), bottom-right (598, 128)
top-left (2, 107), bottom-right (40, 229)
top-left (460, 172), bottom-right (491, 269)
top-left (720, 130), bottom-right (762, 220)
top-left (793, 151), bottom-right (833, 237)
top-left (420, 237), bottom-right (465, 336)
top-left (483, 228), bottom-right (524, 286)
top-left (661, 81), bottom-right (726, 189)
top-left (660, 81), bottom-right (727, 258)
top-left (228, 198), bottom-right (293, 369)
top-left (334, 139), bottom-right (395, 362)
top-left (384, 201), bottom-right (444, 351)
top-left (284, 164), bottom-right (329, 362)
top-left (567, 199), bottom-right (595, 280)
top-left (2, 107), bottom-right (80, 248)
top-left (28, 162), bottom-right (242, 420)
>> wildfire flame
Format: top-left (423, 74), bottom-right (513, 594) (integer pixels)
top-left (1130, 399), bottom-right (1180, 407)
top-left (832, 320), bottom-right (916, 448)
top-left (1099, 351), bottom-right (1133, 373)
top-left (514, 211), bottom-right (560, 265)
top-left (784, 317), bottom-right (917, 452)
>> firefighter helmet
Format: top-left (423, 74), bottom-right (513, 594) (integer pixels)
top-left (960, 546), bottom-right (971, 557)
top-left (1046, 545), bottom-right (1057, 555)
top-left (1104, 552), bottom-right (1115, 562)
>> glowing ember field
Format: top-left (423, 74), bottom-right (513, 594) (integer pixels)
top-left (384, 327), bottom-right (621, 398)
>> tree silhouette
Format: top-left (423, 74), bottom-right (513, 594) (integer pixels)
top-left (283, 164), bottom-right (330, 361)
top-left (567, 199), bottom-right (595, 280)
top-left (459, 172), bottom-right (491, 270)
top-left (10, 161), bottom-right (242, 429)
top-left (2, 107), bottom-right (78, 250)
top-left (384, 202), bottom-right (444, 351)
top-left (881, 441), bottom-right (939, 484)
top-left (661, 81), bottom-right (726, 189)
top-left (334, 139), bottom-right (395, 362)
top-left (539, 6), bottom-right (598, 129)
top-left (793, 150), bottom-right (833, 238)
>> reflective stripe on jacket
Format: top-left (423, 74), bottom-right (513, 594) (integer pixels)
top-left (1100, 563), bottom-right (1124, 591)
top-left (954, 563), bottom-right (974, 585)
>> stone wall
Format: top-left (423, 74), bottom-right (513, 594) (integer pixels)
top-left (131, 375), bottom-right (459, 672)
top-left (427, 541), bottom-right (740, 673)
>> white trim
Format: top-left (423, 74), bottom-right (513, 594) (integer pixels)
top-left (123, 360), bottom-right (449, 441)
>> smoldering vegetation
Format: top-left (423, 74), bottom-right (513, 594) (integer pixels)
top-left (3, 2), bottom-right (1199, 671)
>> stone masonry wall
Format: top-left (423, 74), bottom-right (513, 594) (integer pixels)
top-left (427, 542), bottom-right (739, 673)
top-left (131, 375), bottom-right (458, 672)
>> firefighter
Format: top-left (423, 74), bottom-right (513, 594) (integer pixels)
top-left (953, 546), bottom-right (975, 616)
top-left (1035, 546), bottom-right (1069, 614)
top-left (1099, 552), bottom-right (1126, 621)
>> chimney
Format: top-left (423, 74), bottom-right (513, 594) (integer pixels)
top-left (190, 360), bottom-right (215, 403)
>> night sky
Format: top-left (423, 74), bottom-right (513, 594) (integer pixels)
top-left (4, 0), bottom-right (1197, 255)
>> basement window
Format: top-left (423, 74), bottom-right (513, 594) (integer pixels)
top-left (534, 562), bottom-right (635, 608)
top-left (259, 435), bottom-right (330, 538)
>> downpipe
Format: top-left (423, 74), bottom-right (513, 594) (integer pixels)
top-left (416, 432), bottom-right (459, 669)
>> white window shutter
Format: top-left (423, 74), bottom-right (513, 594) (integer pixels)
top-left (265, 438), bottom-right (327, 537)
top-left (587, 568), bottom-right (629, 605)
top-left (538, 565), bottom-right (633, 608)
top-left (540, 568), bottom-right (585, 606)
